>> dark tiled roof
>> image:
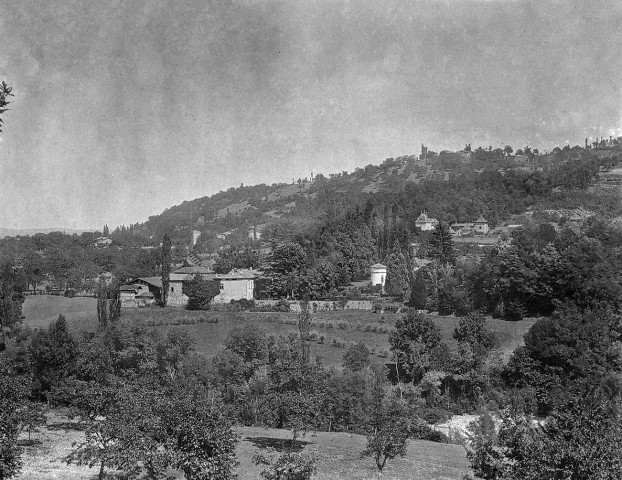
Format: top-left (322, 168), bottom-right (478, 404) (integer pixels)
top-left (137, 277), bottom-right (163, 288)
top-left (173, 265), bottom-right (215, 275)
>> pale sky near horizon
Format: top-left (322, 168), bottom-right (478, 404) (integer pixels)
top-left (0, 0), bottom-right (621, 230)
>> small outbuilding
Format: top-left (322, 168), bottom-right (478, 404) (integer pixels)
top-left (119, 283), bottom-right (156, 308)
top-left (370, 263), bottom-right (387, 290)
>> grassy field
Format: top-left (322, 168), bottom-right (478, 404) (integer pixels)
top-left (17, 411), bottom-right (471, 480)
top-left (23, 295), bottom-right (98, 332)
top-left (21, 295), bottom-right (536, 367)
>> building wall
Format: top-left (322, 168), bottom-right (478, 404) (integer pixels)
top-left (120, 291), bottom-right (137, 308)
top-left (416, 222), bottom-right (436, 231)
top-left (167, 280), bottom-right (189, 307)
top-left (370, 269), bottom-right (386, 286)
top-left (474, 224), bottom-right (490, 234)
top-left (214, 278), bottom-right (254, 303)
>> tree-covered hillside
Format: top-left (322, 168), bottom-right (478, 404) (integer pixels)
top-left (132, 141), bottom-right (622, 252)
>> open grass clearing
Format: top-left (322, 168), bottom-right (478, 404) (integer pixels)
top-left (23, 295), bottom-right (97, 332)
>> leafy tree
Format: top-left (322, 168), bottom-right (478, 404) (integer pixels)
top-left (504, 304), bottom-right (622, 414)
top-left (0, 81), bottom-right (13, 133)
top-left (0, 367), bottom-right (26, 480)
top-left (224, 324), bottom-right (269, 380)
top-left (297, 261), bottom-right (337, 300)
top-left (29, 315), bottom-right (78, 399)
top-left (389, 312), bottom-right (445, 383)
top-left (161, 234), bottom-right (172, 306)
top-left (361, 398), bottom-right (409, 474)
top-left (467, 389), bottom-right (622, 480)
top-left (0, 264), bottom-right (24, 337)
top-left (68, 383), bottom-right (238, 480)
top-left (268, 335), bottom-right (328, 440)
top-left (214, 247), bottom-right (259, 274)
top-left (253, 451), bottom-right (317, 480)
top-left (453, 312), bottom-right (494, 358)
top-left (266, 243), bottom-right (307, 298)
top-left (21, 251), bottom-right (45, 293)
top-left (342, 342), bottom-right (371, 372)
top-left (163, 388), bottom-right (239, 480)
top-left (182, 274), bottom-right (220, 310)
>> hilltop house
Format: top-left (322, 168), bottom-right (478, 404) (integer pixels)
top-left (414, 212), bottom-right (438, 231)
top-left (95, 236), bottom-right (112, 248)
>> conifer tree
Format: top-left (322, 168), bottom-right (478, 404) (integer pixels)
top-left (408, 269), bottom-right (427, 309)
top-left (385, 241), bottom-right (411, 301)
top-left (161, 234), bottom-right (172, 306)
top-left (429, 221), bottom-right (454, 264)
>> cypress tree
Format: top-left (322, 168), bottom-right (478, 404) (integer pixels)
top-left (161, 234), bottom-right (172, 306)
top-left (385, 250), bottom-right (410, 302)
top-left (408, 269), bottom-right (427, 309)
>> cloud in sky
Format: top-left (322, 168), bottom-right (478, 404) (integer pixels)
top-left (0, 0), bottom-right (621, 229)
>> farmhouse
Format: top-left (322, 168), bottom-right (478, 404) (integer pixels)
top-left (123, 266), bottom-right (257, 308)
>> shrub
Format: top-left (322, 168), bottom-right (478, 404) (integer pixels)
top-left (253, 451), bottom-right (317, 480)
top-left (337, 321), bottom-right (348, 330)
top-left (275, 299), bottom-right (290, 312)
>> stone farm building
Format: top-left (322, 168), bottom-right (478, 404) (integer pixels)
top-left (122, 266), bottom-right (258, 308)
top-left (119, 283), bottom-right (156, 308)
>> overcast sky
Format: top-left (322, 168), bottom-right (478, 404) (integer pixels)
top-left (1, 0), bottom-right (621, 230)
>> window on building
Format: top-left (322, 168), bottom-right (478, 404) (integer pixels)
top-left (171, 287), bottom-right (174, 293)
top-left (220, 284), bottom-right (224, 290)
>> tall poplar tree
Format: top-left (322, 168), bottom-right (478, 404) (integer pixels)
top-left (385, 242), bottom-right (410, 302)
top-left (161, 234), bottom-right (172, 306)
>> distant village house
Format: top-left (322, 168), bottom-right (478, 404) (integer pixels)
top-left (414, 212), bottom-right (439, 231)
